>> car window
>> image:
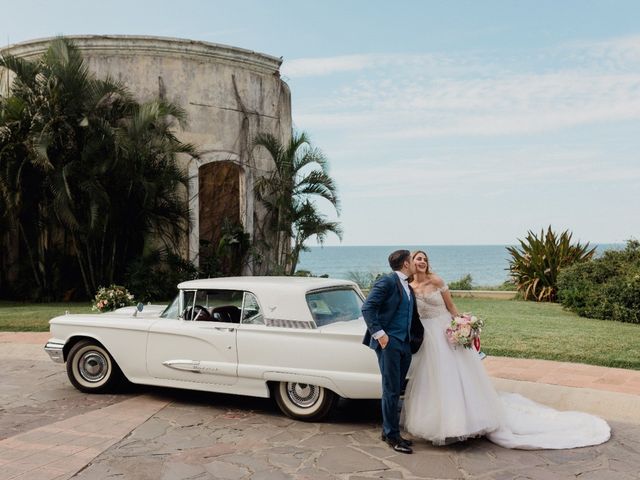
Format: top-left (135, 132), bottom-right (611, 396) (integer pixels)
top-left (185, 289), bottom-right (243, 323)
top-left (241, 292), bottom-right (264, 325)
top-left (159, 293), bottom-right (180, 319)
top-left (306, 288), bottom-right (363, 327)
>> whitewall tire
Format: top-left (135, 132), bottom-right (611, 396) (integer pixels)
top-left (274, 381), bottom-right (337, 421)
top-left (66, 340), bottom-right (124, 393)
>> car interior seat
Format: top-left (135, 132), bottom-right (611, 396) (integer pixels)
top-left (211, 305), bottom-right (241, 323)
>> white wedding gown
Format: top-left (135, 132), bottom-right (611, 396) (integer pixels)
top-left (401, 286), bottom-right (611, 449)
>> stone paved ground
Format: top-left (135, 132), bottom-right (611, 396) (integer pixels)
top-left (72, 390), bottom-right (640, 480)
top-left (0, 341), bottom-right (136, 441)
top-left (1, 335), bottom-right (640, 479)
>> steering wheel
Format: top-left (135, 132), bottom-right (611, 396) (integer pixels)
top-left (182, 304), bottom-right (211, 321)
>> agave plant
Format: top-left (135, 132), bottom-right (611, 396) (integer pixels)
top-left (507, 227), bottom-right (596, 302)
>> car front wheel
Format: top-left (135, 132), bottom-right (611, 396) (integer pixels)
top-left (274, 381), bottom-right (337, 421)
top-left (66, 340), bottom-right (124, 393)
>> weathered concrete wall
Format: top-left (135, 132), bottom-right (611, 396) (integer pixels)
top-left (0, 35), bottom-right (292, 273)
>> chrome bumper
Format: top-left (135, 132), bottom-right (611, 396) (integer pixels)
top-left (44, 341), bottom-right (65, 363)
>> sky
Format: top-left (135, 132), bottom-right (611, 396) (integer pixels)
top-left (2, 0), bottom-right (639, 246)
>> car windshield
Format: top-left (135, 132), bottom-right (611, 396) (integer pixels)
top-left (160, 293), bottom-right (180, 319)
top-left (306, 288), bottom-right (363, 327)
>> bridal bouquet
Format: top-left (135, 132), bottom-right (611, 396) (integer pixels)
top-left (445, 313), bottom-right (484, 349)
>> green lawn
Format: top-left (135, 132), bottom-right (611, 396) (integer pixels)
top-left (1, 298), bottom-right (639, 370)
top-left (0, 301), bottom-right (93, 331)
top-left (455, 298), bottom-right (640, 370)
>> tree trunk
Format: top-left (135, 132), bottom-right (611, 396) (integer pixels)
top-left (72, 235), bottom-right (92, 297)
top-left (18, 222), bottom-right (42, 289)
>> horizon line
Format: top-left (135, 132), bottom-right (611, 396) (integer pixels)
top-left (307, 241), bottom-right (625, 248)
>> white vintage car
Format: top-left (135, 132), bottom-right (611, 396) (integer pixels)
top-left (45, 277), bottom-right (381, 420)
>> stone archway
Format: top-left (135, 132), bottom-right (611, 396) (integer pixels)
top-left (198, 160), bottom-right (243, 260)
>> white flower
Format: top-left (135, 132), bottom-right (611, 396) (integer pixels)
top-left (460, 324), bottom-right (472, 337)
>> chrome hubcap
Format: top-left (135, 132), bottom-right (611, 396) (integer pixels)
top-left (286, 383), bottom-right (320, 408)
top-left (79, 352), bottom-right (108, 382)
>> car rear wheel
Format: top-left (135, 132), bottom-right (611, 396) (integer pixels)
top-left (66, 340), bottom-right (124, 393)
top-left (274, 381), bottom-right (337, 421)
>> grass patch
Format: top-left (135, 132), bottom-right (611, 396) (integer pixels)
top-left (455, 298), bottom-right (640, 370)
top-left (2, 298), bottom-right (639, 370)
top-left (0, 301), bottom-right (93, 331)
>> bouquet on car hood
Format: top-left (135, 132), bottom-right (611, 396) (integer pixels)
top-left (92, 285), bottom-right (135, 312)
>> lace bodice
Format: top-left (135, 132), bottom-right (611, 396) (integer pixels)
top-left (415, 286), bottom-right (450, 319)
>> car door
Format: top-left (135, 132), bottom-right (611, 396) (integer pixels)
top-left (146, 289), bottom-right (241, 386)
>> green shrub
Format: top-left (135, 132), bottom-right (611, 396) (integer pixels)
top-left (507, 226), bottom-right (596, 302)
top-left (125, 250), bottom-right (198, 302)
top-left (496, 280), bottom-right (518, 291)
top-left (558, 240), bottom-right (640, 323)
top-left (471, 280), bottom-right (519, 291)
top-left (198, 221), bottom-right (253, 278)
top-left (293, 270), bottom-right (328, 278)
top-left (345, 271), bottom-right (380, 290)
top-left (449, 274), bottom-right (473, 290)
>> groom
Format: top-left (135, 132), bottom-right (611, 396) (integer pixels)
top-left (362, 250), bottom-right (424, 454)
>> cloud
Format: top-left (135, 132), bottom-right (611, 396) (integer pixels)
top-left (290, 52), bottom-right (640, 139)
top-left (286, 35), bottom-right (640, 213)
top-left (562, 34), bottom-right (640, 71)
top-left (281, 52), bottom-right (453, 78)
top-left (282, 54), bottom-right (379, 77)
top-left (287, 36), bottom-right (640, 245)
top-left (331, 151), bottom-right (640, 200)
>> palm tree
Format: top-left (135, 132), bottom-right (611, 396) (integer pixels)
top-left (66, 98), bottom-right (196, 294)
top-left (0, 37), bottom-right (196, 298)
top-left (253, 131), bottom-right (341, 274)
top-left (290, 199), bottom-right (342, 275)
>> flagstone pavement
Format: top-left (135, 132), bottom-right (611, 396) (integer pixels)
top-left (1, 332), bottom-right (639, 480)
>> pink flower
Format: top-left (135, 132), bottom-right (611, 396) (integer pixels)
top-left (447, 312), bottom-right (484, 349)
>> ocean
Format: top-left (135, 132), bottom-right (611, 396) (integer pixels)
top-left (297, 244), bottom-right (622, 287)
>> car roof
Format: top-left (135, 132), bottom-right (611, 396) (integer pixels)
top-left (177, 276), bottom-right (360, 324)
top-left (178, 276), bottom-right (355, 291)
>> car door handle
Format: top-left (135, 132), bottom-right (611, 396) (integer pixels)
top-left (213, 327), bottom-right (235, 332)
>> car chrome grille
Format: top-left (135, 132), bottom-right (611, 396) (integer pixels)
top-left (265, 318), bottom-right (315, 329)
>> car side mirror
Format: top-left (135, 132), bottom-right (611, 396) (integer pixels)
top-left (213, 312), bottom-right (222, 321)
top-left (133, 302), bottom-right (144, 317)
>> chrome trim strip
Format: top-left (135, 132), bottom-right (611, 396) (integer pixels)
top-left (44, 341), bottom-right (65, 363)
top-left (162, 360), bottom-right (203, 373)
top-left (264, 318), bottom-right (315, 329)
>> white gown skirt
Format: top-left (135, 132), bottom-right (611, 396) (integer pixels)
top-left (401, 313), bottom-right (611, 449)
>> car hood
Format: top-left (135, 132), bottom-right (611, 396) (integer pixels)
top-left (113, 304), bottom-right (167, 315)
top-left (49, 306), bottom-right (166, 325)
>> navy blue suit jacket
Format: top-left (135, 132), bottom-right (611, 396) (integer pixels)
top-left (361, 272), bottom-right (424, 353)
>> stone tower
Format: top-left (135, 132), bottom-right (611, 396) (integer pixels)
top-left (0, 35), bottom-right (292, 273)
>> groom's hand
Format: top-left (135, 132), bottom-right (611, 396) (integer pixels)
top-left (378, 334), bottom-right (389, 349)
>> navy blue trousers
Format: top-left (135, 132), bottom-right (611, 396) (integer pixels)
top-left (375, 336), bottom-right (412, 439)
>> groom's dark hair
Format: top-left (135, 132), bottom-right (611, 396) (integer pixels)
top-left (388, 249), bottom-right (411, 271)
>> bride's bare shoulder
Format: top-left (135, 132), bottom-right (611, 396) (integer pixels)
top-left (429, 274), bottom-right (445, 287)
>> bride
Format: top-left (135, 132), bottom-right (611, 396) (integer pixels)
top-left (401, 250), bottom-right (611, 449)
